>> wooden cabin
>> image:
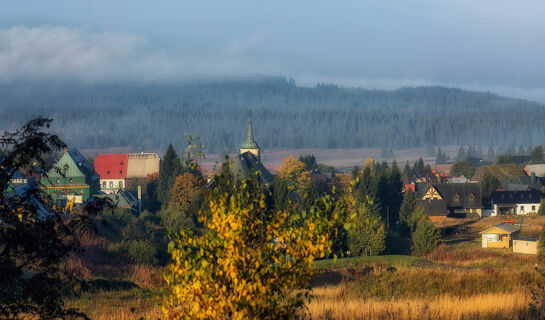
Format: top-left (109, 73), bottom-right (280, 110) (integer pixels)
top-left (480, 223), bottom-right (521, 248)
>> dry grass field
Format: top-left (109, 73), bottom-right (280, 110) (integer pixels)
top-left (67, 214), bottom-right (545, 319)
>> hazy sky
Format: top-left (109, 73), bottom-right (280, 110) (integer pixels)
top-left (2, 1), bottom-right (545, 101)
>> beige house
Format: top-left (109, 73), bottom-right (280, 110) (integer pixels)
top-left (513, 238), bottom-right (537, 255)
top-left (480, 223), bottom-right (521, 248)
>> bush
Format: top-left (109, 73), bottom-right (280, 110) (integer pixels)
top-left (108, 240), bottom-right (159, 266)
top-left (411, 218), bottom-right (441, 256)
top-left (158, 208), bottom-right (195, 234)
top-left (347, 203), bottom-right (386, 256)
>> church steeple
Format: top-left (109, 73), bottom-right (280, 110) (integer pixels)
top-left (240, 111), bottom-right (261, 160)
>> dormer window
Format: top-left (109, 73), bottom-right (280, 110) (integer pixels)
top-left (119, 170), bottom-right (122, 174)
top-left (107, 170), bottom-right (110, 175)
top-left (120, 161), bottom-right (124, 165)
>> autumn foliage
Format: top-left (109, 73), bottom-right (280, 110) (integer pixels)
top-left (162, 172), bottom-right (343, 319)
top-left (278, 155), bottom-right (311, 193)
top-left (168, 172), bottom-right (204, 210)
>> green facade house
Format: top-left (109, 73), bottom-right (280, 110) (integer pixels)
top-left (41, 148), bottom-right (99, 204)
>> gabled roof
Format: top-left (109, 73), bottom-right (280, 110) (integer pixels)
top-left (95, 154), bottom-right (128, 179)
top-left (480, 223), bottom-right (520, 234)
top-left (95, 190), bottom-right (138, 209)
top-left (230, 152), bottom-right (273, 183)
top-left (423, 183), bottom-right (483, 209)
top-left (47, 148), bottom-right (99, 180)
top-left (498, 175), bottom-right (543, 192)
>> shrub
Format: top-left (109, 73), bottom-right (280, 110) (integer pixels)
top-left (347, 203), bottom-right (386, 256)
top-left (538, 227), bottom-right (545, 262)
top-left (126, 240), bottom-right (159, 266)
top-left (411, 218), bottom-right (441, 256)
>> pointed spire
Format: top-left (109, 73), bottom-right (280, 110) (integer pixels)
top-left (246, 111), bottom-right (255, 142)
top-left (240, 111), bottom-right (260, 150)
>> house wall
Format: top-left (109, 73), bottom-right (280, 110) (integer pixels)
top-left (513, 240), bottom-right (537, 254)
top-left (515, 203), bottom-right (540, 215)
top-left (100, 178), bottom-right (125, 194)
top-left (240, 148), bottom-right (260, 159)
top-left (481, 232), bottom-right (512, 248)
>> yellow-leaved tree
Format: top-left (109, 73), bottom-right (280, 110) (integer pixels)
top-left (277, 155), bottom-right (311, 193)
top-left (162, 169), bottom-right (344, 319)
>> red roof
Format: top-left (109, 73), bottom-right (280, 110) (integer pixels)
top-left (94, 154), bottom-right (128, 179)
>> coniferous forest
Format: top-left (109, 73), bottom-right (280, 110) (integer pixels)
top-left (1, 76), bottom-right (544, 153)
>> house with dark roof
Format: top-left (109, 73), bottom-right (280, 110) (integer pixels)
top-left (230, 112), bottom-right (273, 183)
top-left (497, 173), bottom-right (545, 192)
top-left (41, 148), bottom-right (99, 204)
top-left (491, 189), bottom-right (541, 215)
top-left (417, 183), bottom-right (483, 222)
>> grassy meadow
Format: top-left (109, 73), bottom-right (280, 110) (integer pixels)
top-left (67, 215), bottom-right (545, 319)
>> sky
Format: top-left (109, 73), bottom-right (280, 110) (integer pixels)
top-left (2, 1), bottom-right (545, 101)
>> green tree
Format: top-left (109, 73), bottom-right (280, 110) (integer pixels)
top-left (531, 145), bottom-right (545, 164)
top-left (487, 146), bottom-right (496, 161)
top-left (497, 154), bottom-right (513, 164)
top-left (456, 146), bottom-right (466, 161)
top-left (539, 198), bottom-right (545, 216)
top-left (538, 227), bottom-right (545, 262)
top-left (158, 144), bottom-right (182, 207)
top-left (347, 202), bottom-right (386, 256)
top-left (0, 118), bottom-right (99, 319)
top-left (450, 160), bottom-right (475, 178)
top-left (480, 173), bottom-right (499, 209)
top-left (298, 154), bottom-right (318, 171)
top-left (411, 218), bottom-right (441, 256)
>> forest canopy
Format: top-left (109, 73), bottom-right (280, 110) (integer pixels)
top-left (0, 76), bottom-right (544, 153)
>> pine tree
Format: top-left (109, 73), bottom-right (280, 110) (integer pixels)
top-left (538, 227), bottom-right (545, 262)
top-left (158, 144), bottom-right (182, 207)
top-left (531, 145), bottom-right (545, 164)
top-left (411, 218), bottom-right (441, 256)
top-left (538, 198), bottom-right (545, 216)
top-left (456, 146), bottom-right (466, 161)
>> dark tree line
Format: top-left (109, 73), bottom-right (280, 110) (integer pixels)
top-left (1, 77), bottom-right (545, 153)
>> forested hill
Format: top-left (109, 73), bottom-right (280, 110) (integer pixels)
top-left (0, 77), bottom-right (543, 153)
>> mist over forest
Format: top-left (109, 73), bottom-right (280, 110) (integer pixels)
top-left (1, 76), bottom-right (544, 154)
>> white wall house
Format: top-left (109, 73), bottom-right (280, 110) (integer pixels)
top-left (491, 190), bottom-right (541, 215)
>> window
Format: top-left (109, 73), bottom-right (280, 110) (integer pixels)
top-left (69, 178), bottom-right (73, 183)
top-left (107, 170), bottom-right (110, 175)
top-left (120, 161), bottom-right (123, 165)
top-left (521, 206), bottom-right (525, 212)
top-left (119, 170), bottom-right (122, 174)
top-left (119, 181), bottom-right (123, 188)
top-left (533, 206), bottom-right (536, 211)
top-left (109, 181), bottom-right (113, 188)
top-left (102, 181), bottom-right (106, 188)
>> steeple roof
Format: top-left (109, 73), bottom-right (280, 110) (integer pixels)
top-left (240, 112), bottom-right (260, 149)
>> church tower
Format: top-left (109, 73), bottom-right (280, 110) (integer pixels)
top-left (239, 112), bottom-right (261, 160)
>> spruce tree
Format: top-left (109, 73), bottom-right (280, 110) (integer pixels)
top-left (411, 218), bottom-right (441, 256)
top-left (158, 144), bottom-right (182, 207)
top-left (531, 145), bottom-right (544, 164)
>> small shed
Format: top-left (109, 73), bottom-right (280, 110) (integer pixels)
top-left (513, 238), bottom-right (537, 255)
top-left (479, 223), bottom-right (521, 248)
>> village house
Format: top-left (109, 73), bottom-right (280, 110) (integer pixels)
top-left (41, 148), bottom-right (99, 204)
top-left (491, 189), bottom-right (541, 215)
top-left (94, 154), bottom-right (128, 194)
top-left (525, 164), bottom-right (545, 177)
top-left (417, 183), bottom-right (483, 222)
top-left (95, 152), bottom-right (160, 194)
top-left (472, 163), bottom-right (526, 182)
top-left (480, 223), bottom-right (521, 248)
top-left (513, 238), bottom-right (538, 255)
